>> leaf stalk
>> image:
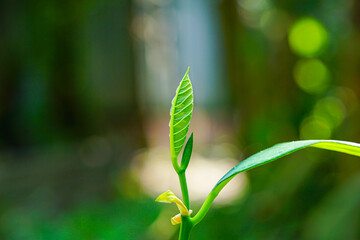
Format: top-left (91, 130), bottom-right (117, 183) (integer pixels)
top-left (178, 170), bottom-right (190, 209)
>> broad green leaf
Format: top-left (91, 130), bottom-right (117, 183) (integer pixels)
top-left (169, 68), bottom-right (193, 162)
top-left (192, 140), bottom-right (360, 225)
top-left (216, 140), bottom-right (360, 188)
top-left (180, 133), bottom-right (193, 171)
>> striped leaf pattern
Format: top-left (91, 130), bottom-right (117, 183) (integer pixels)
top-left (170, 69), bottom-right (193, 158)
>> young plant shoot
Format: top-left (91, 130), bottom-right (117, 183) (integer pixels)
top-left (156, 68), bottom-right (360, 240)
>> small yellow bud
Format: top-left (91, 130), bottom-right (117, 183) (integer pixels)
top-left (171, 213), bottom-right (182, 225)
top-left (155, 190), bottom-right (190, 216)
top-left (171, 210), bottom-right (193, 225)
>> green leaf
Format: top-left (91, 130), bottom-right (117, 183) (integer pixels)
top-left (192, 140), bottom-right (360, 225)
top-left (216, 140), bottom-right (360, 188)
top-left (180, 133), bottom-right (193, 171)
top-left (169, 68), bottom-right (193, 163)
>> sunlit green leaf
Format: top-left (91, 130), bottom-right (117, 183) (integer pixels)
top-left (192, 140), bottom-right (360, 225)
top-left (169, 68), bottom-right (193, 161)
top-left (216, 140), bottom-right (360, 188)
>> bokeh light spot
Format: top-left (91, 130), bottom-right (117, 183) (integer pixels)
top-left (333, 87), bottom-right (359, 115)
top-left (237, 0), bottom-right (269, 12)
top-left (260, 9), bottom-right (290, 42)
top-left (314, 97), bottom-right (346, 128)
top-left (300, 116), bottom-right (332, 139)
top-left (289, 17), bottom-right (328, 57)
top-left (294, 59), bottom-right (330, 94)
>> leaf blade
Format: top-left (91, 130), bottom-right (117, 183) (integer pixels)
top-left (170, 68), bottom-right (193, 161)
top-left (216, 140), bottom-right (360, 188)
top-left (192, 140), bottom-right (360, 225)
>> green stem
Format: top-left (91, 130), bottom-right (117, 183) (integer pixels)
top-left (177, 167), bottom-right (191, 239)
top-left (178, 170), bottom-right (190, 209)
top-left (179, 216), bottom-right (193, 240)
top-left (172, 156), bottom-right (180, 173)
top-left (192, 177), bottom-right (233, 225)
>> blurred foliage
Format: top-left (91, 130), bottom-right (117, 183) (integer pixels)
top-left (0, 198), bottom-right (159, 240)
top-left (1, 0), bottom-right (360, 239)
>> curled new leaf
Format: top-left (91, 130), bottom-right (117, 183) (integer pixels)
top-left (180, 133), bottom-right (193, 171)
top-left (155, 190), bottom-right (190, 216)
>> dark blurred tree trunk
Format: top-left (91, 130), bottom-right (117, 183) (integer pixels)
top-left (0, 0), bottom-right (145, 152)
top-left (219, 0), bottom-right (296, 148)
top-left (351, 0), bottom-right (360, 139)
top-left (0, 0), bottom-right (145, 206)
top-left (219, 0), bottom-right (247, 112)
top-left (50, 2), bottom-right (86, 139)
top-left (0, 1), bottom-right (23, 147)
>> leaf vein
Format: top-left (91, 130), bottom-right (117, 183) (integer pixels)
top-left (173, 121), bottom-right (191, 135)
top-left (173, 112), bottom-right (192, 127)
top-left (174, 101), bottom-right (193, 116)
top-left (174, 135), bottom-right (187, 144)
top-left (175, 94), bottom-right (193, 107)
top-left (178, 85), bottom-right (192, 95)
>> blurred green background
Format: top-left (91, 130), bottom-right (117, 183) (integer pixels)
top-left (1, 0), bottom-right (360, 239)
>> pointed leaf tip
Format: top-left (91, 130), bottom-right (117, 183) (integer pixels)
top-left (155, 190), bottom-right (176, 203)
